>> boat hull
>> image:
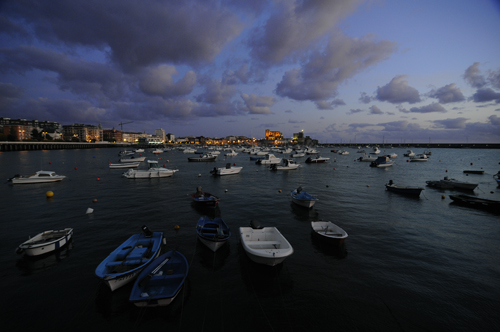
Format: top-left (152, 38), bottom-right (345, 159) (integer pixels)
top-left (449, 194), bottom-right (500, 211)
top-left (16, 228), bottom-right (73, 256)
top-left (122, 169), bottom-right (176, 178)
top-left (196, 216), bottom-right (230, 252)
top-left (385, 184), bottom-right (424, 196)
top-left (291, 190), bottom-right (318, 208)
top-left (311, 221), bottom-right (348, 246)
top-left (109, 162), bottom-right (140, 169)
top-left (240, 227), bottom-right (293, 266)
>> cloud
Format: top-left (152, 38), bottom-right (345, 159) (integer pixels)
top-left (488, 69), bottom-right (500, 90)
top-left (0, 82), bottom-right (24, 111)
top-left (489, 114), bottom-right (500, 126)
top-left (369, 105), bottom-right (383, 115)
top-left (409, 103), bottom-right (447, 113)
top-left (428, 83), bottom-right (465, 104)
top-left (376, 120), bottom-right (410, 131)
top-left (376, 75), bottom-right (421, 104)
top-left (348, 123), bottom-right (373, 129)
top-left (464, 62), bottom-right (486, 88)
top-left (359, 92), bottom-right (372, 104)
top-left (471, 88), bottom-right (500, 103)
top-left (139, 65), bottom-right (196, 98)
top-left (315, 99), bottom-right (346, 110)
top-left (241, 93), bottom-right (275, 114)
top-left (347, 108), bottom-right (364, 115)
top-left (275, 33), bottom-right (396, 101)
top-left (432, 117), bottom-right (468, 129)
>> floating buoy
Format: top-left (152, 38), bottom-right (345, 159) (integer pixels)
top-left (445, 170), bottom-right (448, 172)
top-left (163, 164), bottom-right (166, 167)
top-left (92, 199), bottom-right (97, 203)
top-left (174, 225), bottom-right (180, 230)
top-left (406, 160), bottom-right (409, 162)
top-left (441, 195), bottom-right (446, 199)
top-left (366, 185), bottom-right (370, 187)
top-left (96, 178), bottom-right (100, 181)
top-left (74, 167), bottom-right (77, 170)
top-left (225, 189), bottom-right (228, 192)
top-left (86, 207), bottom-right (94, 214)
top-left (234, 163), bottom-right (236, 166)
top-left (278, 190), bottom-right (282, 193)
top-left (198, 173), bottom-right (201, 177)
top-left (333, 168), bottom-right (336, 170)
top-left (49, 162), bottom-right (51, 164)
top-left (46, 191), bottom-right (54, 198)
top-left (470, 162), bottom-right (473, 165)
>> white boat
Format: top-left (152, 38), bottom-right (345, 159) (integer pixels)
top-left (183, 148), bottom-right (197, 154)
top-left (304, 147), bottom-right (319, 155)
top-left (210, 163), bottom-right (243, 176)
top-left (338, 150), bottom-right (349, 155)
top-left (224, 150), bottom-right (238, 156)
top-left (369, 156), bottom-right (394, 168)
top-left (109, 162), bottom-right (140, 169)
top-left (122, 160), bottom-right (178, 178)
top-left (152, 148), bottom-right (164, 154)
top-left (239, 220), bottom-right (294, 266)
top-left (291, 187), bottom-right (318, 208)
top-left (370, 147), bottom-right (381, 155)
top-left (16, 228), bottom-right (73, 256)
top-left (188, 154), bottom-right (217, 162)
top-left (389, 153), bottom-right (398, 159)
top-left (310, 221), bottom-right (348, 246)
top-left (403, 150), bottom-right (415, 157)
top-left (256, 154), bottom-right (281, 165)
top-left (426, 177), bottom-right (478, 191)
top-left (119, 156), bottom-right (146, 162)
top-left (270, 159), bottom-right (299, 170)
top-left (357, 154), bottom-right (377, 162)
top-left (410, 154), bottom-right (428, 162)
top-left (134, 149), bottom-right (145, 153)
top-left (119, 150), bottom-right (135, 156)
top-left (8, 170), bottom-right (66, 184)
top-left (290, 152), bottom-right (305, 158)
top-left (305, 155), bottom-right (330, 163)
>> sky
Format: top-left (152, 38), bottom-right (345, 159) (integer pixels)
top-left (1, 0), bottom-right (500, 143)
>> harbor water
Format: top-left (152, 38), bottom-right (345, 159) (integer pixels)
top-left (0, 147), bottom-right (499, 331)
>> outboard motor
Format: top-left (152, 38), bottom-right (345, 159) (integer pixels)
top-left (296, 186), bottom-right (303, 194)
top-left (250, 220), bottom-right (263, 229)
top-left (142, 225), bottom-right (153, 237)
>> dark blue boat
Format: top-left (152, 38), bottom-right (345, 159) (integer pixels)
top-left (129, 250), bottom-right (189, 307)
top-left (196, 216), bottom-right (231, 252)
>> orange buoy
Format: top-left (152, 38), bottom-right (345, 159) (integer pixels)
top-left (92, 199), bottom-right (97, 203)
top-left (74, 167), bottom-right (77, 170)
top-left (96, 178), bottom-right (100, 181)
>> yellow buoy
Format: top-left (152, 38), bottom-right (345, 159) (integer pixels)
top-left (174, 225), bottom-right (180, 230)
top-left (442, 194), bottom-right (446, 199)
top-left (278, 190), bottom-right (282, 193)
top-left (46, 191), bottom-right (54, 198)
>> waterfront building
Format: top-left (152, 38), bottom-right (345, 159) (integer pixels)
top-left (62, 123), bottom-right (103, 142)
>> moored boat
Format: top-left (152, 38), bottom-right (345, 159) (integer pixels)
top-left (310, 221), bottom-right (348, 246)
top-left (191, 186), bottom-right (220, 207)
top-left (357, 154), bottom-right (377, 162)
top-left (426, 177), bottom-right (478, 190)
top-left (403, 150), bottom-right (415, 157)
top-left (291, 186), bottom-right (318, 208)
top-left (305, 155), bottom-right (330, 163)
top-left (109, 162), bottom-right (140, 169)
top-left (119, 156), bottom-right (146, 163)
top-left (369, 156), bottom-right (394, 168)
top-left (210, 163), bottom-right (243, 176)
top-left (187, 154), bottom-right (217, 162)
top-left (239, 220), bottom-right (293, 266)
top-left (270, 159), bottom-right (299, 170)
top-left (409, 154), bottom-right (428, 162)
top-left (95, 226), bottom-right (163, 291)
top-left (122, 160), bottom-right (178, 178)
top-left (463, 170), bottom-right (484, 174)
top-left (16, 228), bottom-right (73, 256)
top-left (449, 194), bottom-right (500, 211)
top-left (256, 153), bottom-right (281, 165)
top-left (385, 180), bottom-right (424, 196)
top-left (129, 250), bottom-right (189, 307)
top-left (494, 171), bottom-right (500, 186)
top-left (196, 216), bottom-right (231, 252)
top-left (8, 170), bottom-right (66, 184)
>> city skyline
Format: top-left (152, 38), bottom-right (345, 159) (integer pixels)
top-left (1, 0), bottom-right (500, 143)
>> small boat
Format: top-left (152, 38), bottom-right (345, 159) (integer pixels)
top-left (239, 220), bottom-right (294, 266)
top-left (210, 163), bottom-right (243, 176)
top-left (369, 156), bottom-right (394, 168)
top-left (95, 226), bottom-right (163, 291)
top-left (8, 170), bottom-right (66, 184)
top-left (409, 154), bottom-right (428, 162)
top-left (256, 154), bottom-right (281, 165)
top-left (16, 228), bottom-right (73, 256)
top-left (109, 162), bottom-right (140, 169)
top-left (119, 150), bottom-right (135, 156)
top-left (385, 180), bottom-right (424, 196)
top-left (423, 150), bottom-right (432, 156)
top-left (187, 154), bottom-right (217, 162)
top-left (270, 159), bottom-right (299, 171)
top-left (191, 186), bottom-right (220, 207)
top-left (290, 152), bottom-right (305, 158)
top-left (426, 177), bottom-right (478, 191)
top-left (122, 160), bottom-right (178, 178)
top-left (224, 150), bottom-right (238, 156)
top-left (370, 147), bottom-right (381, 155)
top-left (403, 150), bottom-right (415, 157)
top-left (305, 155), bottom-right (330, 163)
top-left (389, 153), bottom-right (398, 159)
top-left (129, 250), bottom-right (189, 307)
top-left (182, 148), bottom-right (197, 154)
top-left (119, 156), bottom-right (146, 163)
top-left (291, 187), bottom-right (318, 208)
top-left (338, 150), bottom-right (349, 155)
top-left (196, 216), bottom-right (231, 252)
top-left (463, 170), bottom-right (484, 174)
top-left (494, 171), bottom-right (500, 186)
top-left (304, 147), bottom-right (319, 155)
top-left (310, 221), bottom-right (348, 246)
top-left (357, 154), bottom-right (377, 162)
top-left (152, 149), bottom-right (164, 154)
top-left (134, 149), bottom-right (145, 153)
top-left (449, 194), bottom-right (500, 211)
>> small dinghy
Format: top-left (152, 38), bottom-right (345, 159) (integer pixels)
top-left (239, 220), bottom-right (293, 266)
top-left (290, 186), bottom-right (318, 208)
top-left (385, 180), bottom-right (424, 196)
top-left (95, 226), bottom-right (163, 291)
top-left (311, 221), bottom-right (348, 246)
top-left (191, 186), bottom-right (220, 207)
top-left (16, 228), bottom-right (73, 256)
top-left (129, 250), bottom-right (189, 307)
top-left (196, 216), bottom-right (231, 252)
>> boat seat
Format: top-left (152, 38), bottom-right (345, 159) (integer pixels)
top-left (147, 274), bottom-right (185, 286)
top-left (246, 241), bottom-right (281, 246)
top-left (105, 258), bottom-right (147, 267)
top-left (127, 247), bottom-right (148, 260)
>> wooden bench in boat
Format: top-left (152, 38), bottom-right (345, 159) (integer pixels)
top-left (245, 240), bottom-right (281, 248)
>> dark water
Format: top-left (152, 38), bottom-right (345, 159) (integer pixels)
top-left (1, 147), bottom-right (499, 332)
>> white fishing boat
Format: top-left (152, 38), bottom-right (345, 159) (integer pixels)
top-left (134, 149), bottom-right (145, 153)
top-left (370, 147), bottom-right (381, 155)
top-left (16, 228), bottom-right (73, 256)
top-left (240, 220), bottom-right (294, 266)
top-left (357, 154), bottom-right (377, 162)
top-left (290, 152), bottom-right (305, 158)
top-left (119, 156), bottom-right (146, 163)
top-left (122, 160), bottom-right (178, 178)
top-left (224, 150), bottom-right (238, 156)
top-left (270, 159), bottom-right (299, 170)
top-left (152, 148), bottom-right (164, 154)
top-left (369, 156), bottom-right (394, 168)
top-left (410, 154), bottom-right (428, 162)
top-left (305, 155), bottom-right (330, 163)
top-left (210, 163), bottom-right (243, 176)
top-left (109, 162), bottom-right (140, 169)
top-left (310, 221), bottom-right (348, 246)
top-left (426, 177), bottom-right (478, 190)
top-left (404, 150), bottom-right (415, 157)
top-left (187, 153), bottom-right (217, 162)
top-left (8, 170), bottom-right (66, 184)
top-left (256, 154), bottom-right (281, 165)
top-left (338, 150), bottom-right (349, 155)
top-left (291, 187), bottom-right (318, 208)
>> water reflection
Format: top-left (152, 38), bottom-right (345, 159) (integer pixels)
top-left (310, 232), bottom-right (348, 259)
top-left (196, 241), bottom-right (230, 271)
top-left (15, 241), bottom-right (73, 275)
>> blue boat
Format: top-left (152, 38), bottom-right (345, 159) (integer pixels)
top-left (291, 187), bottom-right (319, 208)
top-left (196, 216), bottom-right (231, 252)
top-left (129, 250), bottom-right (189, 307)
top-left (369, 156), bottom-right (394, 168)
top-left (95, 226), bottom-right (163, 291)
top-left (191, 186), bottom-right (220, 207)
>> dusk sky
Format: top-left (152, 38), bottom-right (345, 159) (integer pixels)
top-left (1, 0), bottom-right (500, 143)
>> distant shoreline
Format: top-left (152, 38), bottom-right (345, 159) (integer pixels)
top-left (1, 141), bottom-right (499, 152)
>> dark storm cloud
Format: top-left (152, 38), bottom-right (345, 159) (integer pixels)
top-left (139, 65), bottom-right (196, 98)
top-left (0, 82), bottom-right (23, 111)
top-left (428, 83), bottom-right (465, 104)
top-left (433, 117), bottom-right (468, 129)
top-left (2, 0), bottom-right (243, 71)
top-left (471, 88), bottom-right (500, 103)
top-left (248, 0), bottom-right (362, 65)
top-left (409, 103), bottom-right (447, 113)
top-left (0, 46), bottom-right (128, 101)
top-left (369, 105), bottom-right (383, 115)
top-left (275, 33), bottom-right (396, 102)
top-left (0, 16), bottom-right (30, 39)
top-left (464, 62), bottom-right (487, 88)
top-left (375, 75), bottom-right (421, 104)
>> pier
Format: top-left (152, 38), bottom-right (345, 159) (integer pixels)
top-left (0, 141), bottom-right (131, 152)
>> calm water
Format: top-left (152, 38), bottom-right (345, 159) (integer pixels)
top-left (1, 147), bottom-right (499, 332)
